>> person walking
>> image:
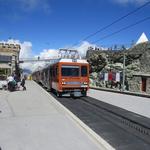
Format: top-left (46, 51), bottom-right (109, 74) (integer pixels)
top-left (21, 75), bottom-right (26, 90)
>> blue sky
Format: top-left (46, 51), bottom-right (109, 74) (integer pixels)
top-left (0, 0), bottom-right (150, 56)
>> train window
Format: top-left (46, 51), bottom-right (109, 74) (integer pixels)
top-left (61, 65), bottom-right (79, 77)
top-left (81, 66), bottom-right (87, 77)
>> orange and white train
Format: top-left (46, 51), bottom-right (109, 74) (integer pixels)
top-left (32, 58), bottom-right (89, 97)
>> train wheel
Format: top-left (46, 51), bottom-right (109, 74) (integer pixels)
top-left (56, 91), bottom-right (62, 97)
top-left (82, 91), bottom-right (87, 97)
top-left (48, 87), bottom-right (52, 92)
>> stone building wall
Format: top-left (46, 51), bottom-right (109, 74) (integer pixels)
top-left (146, 78), bottom-right (150, 94)
top-left (129, 76), bottom-right (150, 94)
top-left (0, 43), bottom-right (20, 75)
top-left (129, 76), bottom-right (141, 93)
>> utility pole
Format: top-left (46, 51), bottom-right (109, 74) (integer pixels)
top-left (122, 52), bottom-right (126, 91)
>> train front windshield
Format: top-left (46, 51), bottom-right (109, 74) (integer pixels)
top-left (61, 65), bottom-right (79, 77)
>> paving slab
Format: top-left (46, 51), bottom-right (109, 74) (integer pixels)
top-left (88, 89), bottom-right (150, 118)
top-left (0, 81), bottom-right (103, 150)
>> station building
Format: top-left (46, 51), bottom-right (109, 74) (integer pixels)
top-left (130, 73), bottom-right (150, 94)
top-left (129, 33), bottom-right (150, 94)
top-left (0, 43), bottom-right (20, 79)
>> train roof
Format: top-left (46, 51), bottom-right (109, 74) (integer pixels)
top-left (32, 58), bottom-right (89, 73)
top-left (58, 58), bottom-right (88, 64)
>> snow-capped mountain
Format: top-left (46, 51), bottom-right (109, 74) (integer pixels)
top-left (136, 32), bottom-right (149, 45)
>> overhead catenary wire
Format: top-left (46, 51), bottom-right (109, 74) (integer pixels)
top-left (70, 1), bottom-right (150, 48)
top-left (92, 16), bottom-right (150, 44)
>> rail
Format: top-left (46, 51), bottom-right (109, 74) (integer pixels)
top-left (38, 82), bottom-right (150, 149)
top-left (54, 95), bottom-right (150, 148)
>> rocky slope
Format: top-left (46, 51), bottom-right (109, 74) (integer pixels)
top-left (86, 42), bottom-right (150, 88)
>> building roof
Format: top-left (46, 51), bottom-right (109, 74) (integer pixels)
top-left (133, 73), bottom-right (150, 77)
top-left (59, 58), bottom-right (88, 63)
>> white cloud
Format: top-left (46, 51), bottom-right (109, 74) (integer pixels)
top-left (27, 41), bottom-right (96, 72)
top-left (75, 41), bottom-right (96, 57)
top-left (22, 49), bottom-right (60, 72)
top-left (0, 39), bottom-right (32, 59)
top-left (29, 42), bottom-right (94, 71)
top-left (113, 0), bottom-right (149, 5)
top-left (19, 42), bottom-right (32, 58)
top-left (0, 39), bottom-right (97, 72)
top-left (20, 61), bottom-right (47, 72)
top-left (37, 41), bottom-right (96, 61)
top-left (0, 39), bottom-right (33, 71)
top-left (38, 49), bottom-right (59, 59)
top-left (21, 46), bottom-right (61, 72)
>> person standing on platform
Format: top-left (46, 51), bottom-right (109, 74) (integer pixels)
top-left (7, 74), bottom-right (15, 91)
top-left (21, 75), bottom-right (26, 90)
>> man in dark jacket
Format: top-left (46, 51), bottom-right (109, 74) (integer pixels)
top-left (21, 76), bottom-right (26, 90)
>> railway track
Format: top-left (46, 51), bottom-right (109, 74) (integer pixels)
top-left (50, 93), bottom-right (150, 150)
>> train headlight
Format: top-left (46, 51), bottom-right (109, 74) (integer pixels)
top-left (62, 82), bottom-right (66, 85)
top-left (83, 82), bottom-right (88, 85)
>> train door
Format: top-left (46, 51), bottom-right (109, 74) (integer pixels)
top-left (46, 69), bottom-right (49, 88)
top-left (54, 65), bottom-right (59, 91)
top-left (49, 66), bottom-right (52, 91)
top-left (47, 68), bottom-right (50, 89)
top-left (56, 66), bottom-right (58, 86)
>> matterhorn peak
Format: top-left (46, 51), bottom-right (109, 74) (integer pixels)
top-left (136, 32), bottom-right (149, 45)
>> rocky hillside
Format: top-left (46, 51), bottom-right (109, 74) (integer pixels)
top-left (128, 42), bottom-right (150, 73)
top-left (86, 42), bottom-right (150, 73)
top-left (86, 50), bottom-right (107, 72)
top-left (86, 42), bottom-right (150, 87)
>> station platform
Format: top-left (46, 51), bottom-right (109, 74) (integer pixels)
top-left (88, 89), bottom-right (150, 119)
top-left (0, 81), bottom-right (103, 150)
